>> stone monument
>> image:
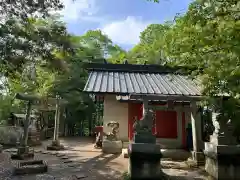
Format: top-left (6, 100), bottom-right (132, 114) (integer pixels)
top-left (28, 117), bottom-right (41, 146)
top-left (204, 111), bottom-right (240, 179)
top-left (47, 95), bottom-right (65, 151)
top-left (128, 100), bottom-right (162, 179)
top-left (11, 99), bottom-right (34, 160)
top-left (102, 121), bottom-right (122, 154)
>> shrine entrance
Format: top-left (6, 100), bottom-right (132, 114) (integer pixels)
top-left (155, 110), bottom-right (178, 139)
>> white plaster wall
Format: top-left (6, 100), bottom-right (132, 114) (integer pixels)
top-left (103, 95), bottom-right (129, 141)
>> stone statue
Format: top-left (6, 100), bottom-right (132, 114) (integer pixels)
top-left (133, 109), bottom-right (154, 134)
top-left (105, 121), bottom-right (119, 141)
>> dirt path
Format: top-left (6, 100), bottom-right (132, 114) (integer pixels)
top-left (0, 137), bottom-right (208, 180)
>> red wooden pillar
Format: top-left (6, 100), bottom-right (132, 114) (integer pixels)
top-left (128, 103), bottom-right (142, 140)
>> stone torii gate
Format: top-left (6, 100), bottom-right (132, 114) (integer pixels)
top-left (129, 94), bottom-right (204, 165)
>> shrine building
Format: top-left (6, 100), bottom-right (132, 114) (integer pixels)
top-left (83, 62), bottom-right (203, 150)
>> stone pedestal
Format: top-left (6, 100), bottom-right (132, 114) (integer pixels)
top-left (128, 143), bottom-right (162, 179)
top-left (204, 143), bottom-right (240, 180)
top-left (102, 140), bottom-right (122, 154)
top-left (134, 133), bottom-right (156, 144)
top-left (47, 140), bottom-right (64, 151)
top-left (13, 160), bottom-right (48, 175)
top-left (204, 111), bottom-right (240, 179)
top-left (11, 146), bottom-right (34, 160)
top-left (28, 131), bottom-right (41, 146)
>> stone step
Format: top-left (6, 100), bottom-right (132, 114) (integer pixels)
top-left (122, 141), bottom-right (129, 148)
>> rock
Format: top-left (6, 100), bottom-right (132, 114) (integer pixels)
top-left (57, 153), bottom-right (66, 157)
top-left (36, 174), bottom-right (55, 180)
top-left (102, 140), bottom-right (122, 154)
top-left (73, 173), bottom-right (87, 179)
top-left (68, 163), bottom-right (81, 167)
top-left (64, 160), bottom-right (73, 163)
top-left (61, 156), bottom-right (69, 160)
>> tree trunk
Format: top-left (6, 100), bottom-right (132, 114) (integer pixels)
top-left (23, 101), bottom-right (32, 147)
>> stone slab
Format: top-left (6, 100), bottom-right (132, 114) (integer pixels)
top-left (61, 156), bottom-right (69, 160)
top-left (162, 149), bottom-right (190, 161)
top-left (102, 140), bottom-right (122, 154)
top-left (13, 160), bottom-right (48, 175)
top-left (47, 144), bottom-right (65, 151)
top-left (57, 153), bottom-right (66, 157)
top-left (64, 160), bottom-right (73, 163)
top-left (73, 173), bottom-right (87, 179)
top-left (68, 163), bottom-right (81, 167)
top-left (36, 174), bottom-right (55, 180)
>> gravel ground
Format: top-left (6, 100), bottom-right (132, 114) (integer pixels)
top-left (0, 138), bottom-right (208, 180)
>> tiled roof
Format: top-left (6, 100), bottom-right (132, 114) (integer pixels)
top-left (83, 71), bottom-right (202, 96)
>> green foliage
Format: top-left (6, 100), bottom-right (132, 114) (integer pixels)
top-left (0, 95), bottom-right (22, 122)
top-left (122, 171), bottom-right (130, 180)
top-left (164, 0), bottom-right (240, 98)
top-left (0, 1), bottom-right (71, 76)
top-left (125, 23), bottom-right (173, 65)
top-left (125, 0), bottom-right (240, 125)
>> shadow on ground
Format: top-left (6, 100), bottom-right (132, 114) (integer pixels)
top-left (74, 152), bottom-right (123, 179)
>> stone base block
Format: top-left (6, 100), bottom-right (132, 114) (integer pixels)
top-left (134, 133), bottom-right (156, 144)
top-left (189, 151), bottom-right (205, 166)
top-left (204, 142), bottom-right (240, 180)
top-left (46, 144), bottom-right (65, 151)
top-left (128, 143), bottom-right (163, 179)
top-left (28, 131), bottom-right (41, 146)
top-left (47, 140), bottom-right (65, 151)
top-left (162, 149), bottom-right (190, 161)
top-left (11, 152), bottom-right (34, 160)
top-left (13, 160), bottom-right (47, 175)
top-left (11, 146), bottom-right (34, 160)
top-left (102, 140), bottom-right (122, 154)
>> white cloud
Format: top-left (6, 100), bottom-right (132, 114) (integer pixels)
top-left (59, 0), bottom-right (98, 22)
top-left (102, 16), bottom-right (151, 45)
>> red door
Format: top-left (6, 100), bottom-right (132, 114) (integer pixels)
top-left (155, 110), bottom-right (177, 138)
top-left (128, 103), bottom-right (142, 140)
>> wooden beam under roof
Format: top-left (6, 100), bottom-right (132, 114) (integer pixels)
top-left (129, 94), bottom-right (204, 102)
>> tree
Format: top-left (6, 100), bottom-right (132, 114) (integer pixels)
top-left (127, 23), bottom-right (172, 65)
top-left (163, 0), bottom-right (240, 98)
top-left (0, 1), bottom-right (71, 77)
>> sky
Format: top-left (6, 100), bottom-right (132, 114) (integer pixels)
top-left (59, 0), bottom-right (193, 50)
